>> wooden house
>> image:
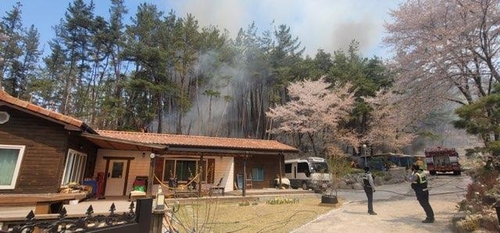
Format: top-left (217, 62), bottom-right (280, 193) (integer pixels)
top-left (0, 90), bottom-right (299, 203)
top-left (0, 91), bottom-right (98, 195)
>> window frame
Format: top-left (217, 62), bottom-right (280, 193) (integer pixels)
top-left (163, 158), bottom-right (209, 183)
top-left (0, 144), bottom-right (26, 189)
top-left (61, 149), bottom-right (87, 185)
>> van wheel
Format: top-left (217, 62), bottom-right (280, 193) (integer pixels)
top-left (302, 182), bottom-right (308, 190)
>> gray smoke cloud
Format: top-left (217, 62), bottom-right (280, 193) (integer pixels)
top-left (167, 0), bottom-right (402, 57)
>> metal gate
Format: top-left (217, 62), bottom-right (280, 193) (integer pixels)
top-left (1, 199), bottom-right (152, 233)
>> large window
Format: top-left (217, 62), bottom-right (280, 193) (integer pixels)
top-left (0, 145), bottom-right (25, 189)
top-left (62, 149), bottom-right (87, 185)
top-left (163, 159), bottom-right (209, 183)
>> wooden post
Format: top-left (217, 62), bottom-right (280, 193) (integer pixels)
top-left (148, 153), bottom-right (155, 198)
top-left (199, 154), bottom-right (203, 196)
top-left (243, 154), bottom-right (247, 197)
top-left (150, 209), bottom-right (165, 233)
top-left (278, 152), bottom-right (283, 189)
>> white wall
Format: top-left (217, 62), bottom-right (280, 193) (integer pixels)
top-left (94, 149), bottom-right (151, 194)
top-left (213, 157), bottom-right (234, 191)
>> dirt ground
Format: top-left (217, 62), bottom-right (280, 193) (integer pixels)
top-left (292, 174), bottom-right (472, 233)
top-left (293, 195), bottom-right (461, 233)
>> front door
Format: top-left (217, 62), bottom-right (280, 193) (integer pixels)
top-left (105, 160), bottom-right (127, 196)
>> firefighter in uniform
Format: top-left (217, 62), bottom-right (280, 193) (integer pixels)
top-left (362, 166), bottom-right (377, 215)
top-left (409, 164), bottom-right (435, 223)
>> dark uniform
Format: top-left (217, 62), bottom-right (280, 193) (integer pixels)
top-left (362, 167), bottom-right (377, 215)
top-left (410, 164), bottom-right (434, 223)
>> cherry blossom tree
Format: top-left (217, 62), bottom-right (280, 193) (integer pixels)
top-left (266, 77), bottom-right (357, 156)
top-left (363, 89), bottom-right (417, 152)
top-left (384, 0), bottom-right (500, 149)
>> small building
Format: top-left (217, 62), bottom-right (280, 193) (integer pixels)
top-left (0, 90), bottom-right (298, 204)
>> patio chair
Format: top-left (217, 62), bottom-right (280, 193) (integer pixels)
top-left (128, 176), bottom-right (147, 201)
top-left (209, 175), bottom-right (225, 196)
top-left (246, 173), bottom-right (252, 189)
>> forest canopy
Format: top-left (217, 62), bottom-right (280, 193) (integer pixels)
top-left (0, 0), bottom-right (496, 157)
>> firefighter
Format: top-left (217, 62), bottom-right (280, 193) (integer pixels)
top-left (415, 157), bottom-right (424, 167)
top-left (409, 164), bottom-right (435, 223)
top-left (362, 166), bottom-right (377, 215)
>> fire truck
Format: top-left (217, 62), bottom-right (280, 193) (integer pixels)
top-left (424, 147), bottom-right (461, 175)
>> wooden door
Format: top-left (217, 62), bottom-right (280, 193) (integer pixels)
top-left (105, 160), bottom-right (127, 196)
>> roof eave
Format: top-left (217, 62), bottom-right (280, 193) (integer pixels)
top-left (81, 133), bottom-right (168, 151)
top-left (166, 145), bottom-right (299, 155)
top-left (1, 102), bottom-right (89, 132)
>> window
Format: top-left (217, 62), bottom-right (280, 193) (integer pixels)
top-left (312, 162), bottom-right (329, 173)
top-left (252, 168), bottom-right (264, 181)
top-left (0, 145), bottom-right (25, 189)
top-left (163, 159), bottom-right (209, 183)
top-left (285, 164), bottom-right (291, 173)
top-left (61, 149), bottom-right (87, 185)
top-left (175, 160), bottom-right (197, 181)
top-left (297, 162), bottom-right (309, 173)
top-left (111, 162), bottom-right (124, 178)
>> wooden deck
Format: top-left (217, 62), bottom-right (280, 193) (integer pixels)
top-left (0, 193), bottom-right (88, 214)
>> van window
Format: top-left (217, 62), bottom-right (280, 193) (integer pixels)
top-left (297, 162), bottom-right (309, 173)
top-left (312, 162), bottom-right (328, 173)
top-left (285, 163), bottom-right (292, 173)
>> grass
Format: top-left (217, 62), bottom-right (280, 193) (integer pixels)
top-left (167, 195), bottom-right (340, 233)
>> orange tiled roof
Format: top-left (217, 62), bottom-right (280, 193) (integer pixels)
top-left (0, 90), bottom-right (83, 128)
top-left (97, 130), bottom-right (298, 152)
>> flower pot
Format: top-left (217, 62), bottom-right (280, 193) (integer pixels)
top-left (321, 195), bottom-right (338, 204)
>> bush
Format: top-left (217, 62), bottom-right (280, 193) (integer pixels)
top-left (266, 197), bottom-right (298, 205)
top-left (238, 201), bottom-right (250, 206)
top-left (456, 214), bottom-right (481, 232)
top-left (454, 158), bottom-right (500, 232)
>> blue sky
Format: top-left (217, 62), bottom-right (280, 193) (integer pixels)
top-left (2, 0), bottom-right (403, 58)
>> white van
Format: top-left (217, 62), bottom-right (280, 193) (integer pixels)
top-left (284, 157), bottom-right (331, 191)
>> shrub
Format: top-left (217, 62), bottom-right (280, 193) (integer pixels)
top-left (479, 210), bottom-right (499, 232)
top-left (239, 201), bottom-right (250, 206)
top-left (454, 157), bottom-right (500, 232)
top-left (266, 197), bottom-right (298, 205)
top-left (456, 214), bottom-right (481, 232)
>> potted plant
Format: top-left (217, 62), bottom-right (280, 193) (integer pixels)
top-left (321, 144), bottom-right (351, 204)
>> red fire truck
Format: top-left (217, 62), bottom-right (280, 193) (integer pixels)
top-left (424, 147), bottom-right (462, 175)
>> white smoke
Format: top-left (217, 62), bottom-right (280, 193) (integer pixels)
top-left (166, 0), bottom-right (403, 57)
